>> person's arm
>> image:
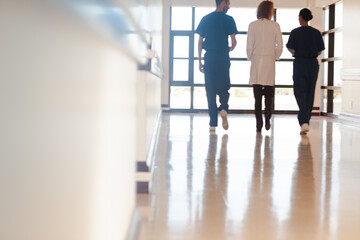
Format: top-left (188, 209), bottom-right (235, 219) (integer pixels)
top-left (275, 24), bottom-right (283, 60)
top-left (287, 48), bottom-right (295, 57)
top-left (246, 24), bottom-right (254, 60)
top-left (286, 31), bottom-right (296, 57)
top-left (228, 17), bottom-right (238, 52)
top-left (317, 30), bottom-right (325, 56)
top-left (198, 36), bottom-right (204, 73)
top-left (229, 33), bottom-right (237, 51)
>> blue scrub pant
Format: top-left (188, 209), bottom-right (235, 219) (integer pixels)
top-left (293, 58), bottom-right (319, 126)
top-left (204, 52), bottom-right (230, 127)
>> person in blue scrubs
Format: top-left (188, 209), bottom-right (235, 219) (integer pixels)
top-left (286, 8), bottom-right (325, 134)
top-left (196, 0), bottom-right (237, 133)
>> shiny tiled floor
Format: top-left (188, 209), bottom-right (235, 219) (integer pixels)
top-left (137, 113), bottom-right (360, 240)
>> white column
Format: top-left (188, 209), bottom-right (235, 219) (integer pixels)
top-left (341, 0), bottom-right (360, 120)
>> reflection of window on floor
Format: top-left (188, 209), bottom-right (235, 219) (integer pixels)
top-left (170, 6), bottom-right (304, 112)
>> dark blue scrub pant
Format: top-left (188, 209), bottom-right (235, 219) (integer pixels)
top-left (204, 52), bottom-right (230, 127)
top-left (293, 58), bottom-right (319, 126)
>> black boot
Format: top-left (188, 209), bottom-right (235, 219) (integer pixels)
top-left (265, 114), bottom-right (271, 130)
top-left (256, 118), bottom-right (263, 132)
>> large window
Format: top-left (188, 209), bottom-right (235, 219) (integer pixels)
top-left (169, 7), bottom-right (300, 113)
top-left (321, 2), bottom-right (343, 115)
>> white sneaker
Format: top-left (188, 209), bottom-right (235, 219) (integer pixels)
top-left (220, 110), bottom-right (229, 130)
top-left (300, 123), bottom-right (309, 134)
top-left (209, 126), bottom-right (216, 133)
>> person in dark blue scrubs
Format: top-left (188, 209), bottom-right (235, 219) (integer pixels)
top-left (286, 8), bottom-right (325, 134)
top-left (195, 0), bottom-right (237, 133)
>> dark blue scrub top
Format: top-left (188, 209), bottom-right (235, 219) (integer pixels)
top-left (195, 12), bottom-right (238, 54)
top-left (286, 26), bottom-right (325, 58)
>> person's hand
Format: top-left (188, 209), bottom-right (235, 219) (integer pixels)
top-left (199, 62), bottom-right (204, 73)
top-left (229, 46), bottom-right (235, 51)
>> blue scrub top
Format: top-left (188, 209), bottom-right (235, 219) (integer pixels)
top-left (286, 26), bottom-right (325, 58)
top-left (195, 11), bottom-right (238, 54)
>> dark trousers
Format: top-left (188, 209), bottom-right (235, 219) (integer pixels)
top-left (293, 58), bottom-right (319, 126)
top-left (253, 85), bottom-right (274, 130)
top-left (204, 52), bottom-right (230, 127)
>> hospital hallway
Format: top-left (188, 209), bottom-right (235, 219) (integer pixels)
top-left (136, 113), bottom-right (360, 240)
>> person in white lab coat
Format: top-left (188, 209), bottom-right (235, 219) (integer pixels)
top-left (247, 0), bottom-right (283, 132)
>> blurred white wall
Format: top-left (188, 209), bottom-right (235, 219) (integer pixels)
top-left (341, 0), bottom-right (360, 116)
top-left (0, 0), bottom-right (162, 239)
top-left (136, 0), bottom-right (163, 173)
top-left (170, 0), bottom-right (308, 8)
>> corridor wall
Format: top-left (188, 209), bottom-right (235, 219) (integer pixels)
top-left (341, 0), bottom-right (360, 120)
top-left (0, 0), bottom-right (163, 239)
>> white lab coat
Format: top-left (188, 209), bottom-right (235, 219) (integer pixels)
top-left (246, 19), bottom-right (283, 86)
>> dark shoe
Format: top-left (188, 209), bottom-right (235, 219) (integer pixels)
top-left (265, 116), bottom-right (271, 130)
top-left (256, 121), bottom-right (263, 133)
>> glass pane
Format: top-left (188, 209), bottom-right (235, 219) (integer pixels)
top-left (275, 61), bottom-right (293, 85)
top-left (193, 87), bottom-right (207, 109)
top-left (171, 7), bottom-right (192, 30)
top-left (281, 35), bottom-right (293, 59)
top-left (335, 2), bottom-right (343, 29)
top-left (333, 88), bottom-right (342, 115)
top-left (323, 8), bottom-right (329, 31)
top-left (321, 62), bottom-right (328, 86)
top-left (276, 9), bottom-right (300, 32)
top-left (231, 8), bottom-right (257, 32)
top-left (323, 35), bottom-right (329, 59)
top-left (321, 89), bottom-right (328, 112)
top-left (334, 60), bottom-right (343, 87)
top-left (173, 36), bottom-right (189, 58)
top-left (195, 7), bottom-right (213, 31)
top-left (274, 88), bottom-right (298, 111)
top-left (334, 32), bottom-right (343, 58)
top-left (229, 34), bottom-right (247, 58)
top-left (170, 86), bottom-right (191, 109)
top-left (230, 61), bottom-right (250, 84)
top-left (228, 87), bottom-right (254, 110)
top-left (173, 59), bottom-right (189, 81)
top-left (193, 61), bottom-right (205, 84)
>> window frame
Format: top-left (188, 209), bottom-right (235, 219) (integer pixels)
top-left (168, 6), bottom-right (301, 113)
top-left (321, 1), bottom-right (343, 116)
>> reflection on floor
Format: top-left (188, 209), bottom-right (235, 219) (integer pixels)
top-left (137, 113), bottom-right (360, 240)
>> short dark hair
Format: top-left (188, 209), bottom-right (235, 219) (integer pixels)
top-left (216, 0), bottom-right (227, 7)
top-left (257, 1), bottom-right (274, 19)
top-left (299, 8), bottom-right (313, 21)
